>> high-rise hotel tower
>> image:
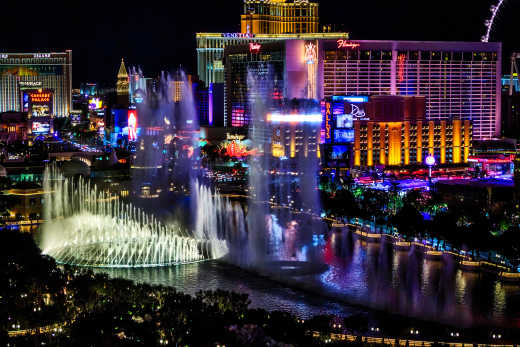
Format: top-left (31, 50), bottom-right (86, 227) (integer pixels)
top-left (241, 0), bottom-right (319, 35)
top-left (0, 51), bottom-right (72, 117)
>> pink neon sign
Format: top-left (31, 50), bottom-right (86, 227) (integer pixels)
top-left (337, 40), bottom-right (360, 49)
top-left (249, 43), bottom-right (261, 53)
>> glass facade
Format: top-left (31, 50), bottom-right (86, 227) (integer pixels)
top-left (224, 47), bottom-right (284, 127)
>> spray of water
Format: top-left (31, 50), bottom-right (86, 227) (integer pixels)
top-left (41, 165), bottom-right (228, 268)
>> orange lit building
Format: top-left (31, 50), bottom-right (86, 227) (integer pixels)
top-left (241, 0), bottom-right (319, 35)
top-left (352, 96), bottom-right (472, 168)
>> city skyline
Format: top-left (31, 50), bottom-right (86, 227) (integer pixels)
top-left (1, 0), bottom-right (518, 85)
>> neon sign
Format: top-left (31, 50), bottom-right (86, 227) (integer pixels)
top-left (337, 40), bottom-right (360, 49)
top-left (398, 53), bottom-right (406, 83)
top-left (325, 102), bottom-right (332, 143)
top-left (33, 53), bottom-right (51, 58)
top-left (249, 42), bottom-right (261, 53)
top-left (19, 81), bottom-right (42, 88)
top-left (29, 92), bottom-right (51, 103)
top-left (347, 104), bottom-right (366, 119)
top-left (267, 113), bottom-right (322, 123)
top-left (0, 54), bottom-right (7, 59)
top-left (305, 42), bottom-right (317, 65)
top-left (222, 33), bottom-right (255, 38)
top-left (332, 96), bottom-right (368, 103)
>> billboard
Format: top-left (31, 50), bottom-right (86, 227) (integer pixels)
top-left (331, 145), bottom-right (349, 160)
top-left (27, 90), bottom-right (53, 118)
top-left (127, 110), bottom-right (137, 141)
top-left (88, 98), bottom-right (103, 110)
top-left (32, 121), bottom-right (50, 134)
top-left (70, 114), bottom-right (81, 126)
top-left (334, 129), bottom-right (354, 143)
top-left (336, 114), bottom-right (353, 128)
top-left (344, 102), bottom-right (368, 120)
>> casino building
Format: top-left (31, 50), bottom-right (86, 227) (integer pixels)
top-left (196, 0), bottom-right (346, 88)
top-left (321, 40), bottom-right (501, 140)
top-left (322, 95), bottom-right (472, 169)
top-left (0, 51), bottom-right (72, 118)
top-left (222, 39), bottom-right (501, 140)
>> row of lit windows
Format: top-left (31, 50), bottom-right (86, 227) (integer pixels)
top-left (244, 2), bottom-right (318, 17)
top-left (324, 50), bottom-right (497, 61)
top-left (0, 58), bottom-right (68, 65)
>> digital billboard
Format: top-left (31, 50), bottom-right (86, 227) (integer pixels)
top-left (127, 110), bottom-right (138, 141)
top-left (32, 121), bottom-right (50, 134)
top-left (336, 114), bottom-right (353, 128)
top-left (28, 90), bottom-right (53, 118)
top-left (88, 98), bottom-right (103, 110)
top-left (22, 92), bottom-right (30, 112)
top-left (344, 102), bottom-right (368, 120)
top-left (331, 145), bottom-right (349, 160)
top-left (70, 114), bottom-right (81, 126)
top-left (334, 129), bottom-right (354, 143)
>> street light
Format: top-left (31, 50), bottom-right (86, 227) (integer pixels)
top-left (425, 154), bottom-right (436, 180)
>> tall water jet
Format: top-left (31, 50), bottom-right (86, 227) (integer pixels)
top-left (228, 65), bottom-right (324, 269)
top-left (130, 68), bottom-right (200, 199)
top-left (41, 165), bottom-right (228, 268)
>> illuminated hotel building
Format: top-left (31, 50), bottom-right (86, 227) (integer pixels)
top-left (324, 95), bottom-right (472, 168)
top-left (241, 0), bottom-right (319, 35)
top-left (197, 32), bottom-right (348, 88)
top-left (196, 0), bottom-right (337, 88)
top-left (224, 39), bottom-right (323, 127)
top-left (268, 99), bottom-right (322, 160)
top-left (321, 40), bottom-right (501, 140)
top-left (0, 51), bottom-right (72, 117)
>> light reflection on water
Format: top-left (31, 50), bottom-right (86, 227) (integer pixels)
top-left (97, 212), bottom-right (520, 328)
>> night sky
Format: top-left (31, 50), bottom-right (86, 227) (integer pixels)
top-left (1, 0), bottom-right (518, 86)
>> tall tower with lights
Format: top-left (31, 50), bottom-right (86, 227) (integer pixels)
top-left (241, 0), bottom-right (319, 34)
top-left (116, 58), bottom-right (129, 106)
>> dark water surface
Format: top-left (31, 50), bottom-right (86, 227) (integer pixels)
top-left (97, 214), bottom-right (520, 329)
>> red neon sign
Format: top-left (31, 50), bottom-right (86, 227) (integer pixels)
top-left (337, 40), bottom-right (360, 49)
top-left (29, 92), bottom-right (51, 103)
top-left (249, 43), bottom-right (261, 53)
top-left (398, 54), bottom-right (406, 83)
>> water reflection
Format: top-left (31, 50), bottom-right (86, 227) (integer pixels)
top-left (98, 212), bottom-right (520, 328)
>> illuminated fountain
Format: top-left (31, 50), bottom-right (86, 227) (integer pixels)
top-left (130, 68), bottom-right (200, 197)
top-left (41, 166), bottom-right (228, 268)
top-left (215, 67), bottom-right (325, 270)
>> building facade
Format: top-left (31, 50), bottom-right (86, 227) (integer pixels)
top-left (268, 99), bottom-right (322, 161)
top-left (196, 32), bottom-right (349, 88)
top-left (321, 40), bottom-right (501, 140)
top-left (241, 0), bottom-right (319, 35)
top-left (116, 59), bottom-right (130, 107)
top-left (224, 39), bottom-right (325, 127)
top-left (353, 118), bottom-right (472, 168)
top-left (322, 95), bottom-right (472, 169)
top-left (0, 51), bottom-right (72, 117)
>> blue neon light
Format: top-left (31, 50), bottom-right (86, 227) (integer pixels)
top-left (332, 96), bottom-right (369, 103)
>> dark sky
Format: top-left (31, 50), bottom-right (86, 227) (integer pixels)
top-left (1, 0), bottom-right (518, 87)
